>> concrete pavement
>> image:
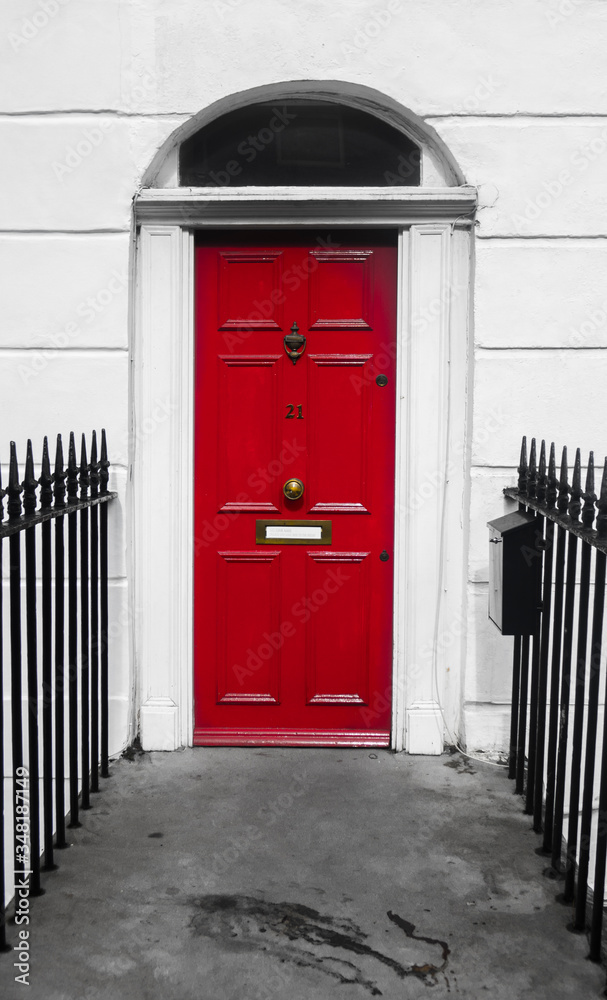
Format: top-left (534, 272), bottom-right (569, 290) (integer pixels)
top-left (0, 747), bottom-right (604, 999)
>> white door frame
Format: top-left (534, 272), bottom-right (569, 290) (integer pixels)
top-left (133, 186), bottom-right (475, 752)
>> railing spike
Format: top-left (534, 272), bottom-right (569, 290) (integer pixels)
top-left (99, 428), bottom-right (109, 495)
top-left (53, 433), bottom-right (66, 509)
top-left (568, 448), bottom-right (582, 522)
top-left (79, 433), bottom-right (89, 500)
top-left (518, 436), bottom-right (528, 496)
top-left (67, 431), bottom-right (78, 505)
top-left (546, 442), bottom-right (557, 510)
top-left (39, 436), bottom-right (53, 509)
top-left (582, 451), bottom-right (597, 530)
top-left (7, 441), bottom-right (22, 520)
top-left (22, 439), bottom-right (37, 516)
top-left (597, 458), bottom-right (607, 538)
top-left (90, 430), bottom-right (99, 498)
top-left (537, 440), bottom-right (547, 505)
top-left (528, 438), bottom-right (537, 499)
top-left (557, 445), bottom-right (570, 514)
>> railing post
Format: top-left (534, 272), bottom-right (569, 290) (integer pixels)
top-left (512, 436), bottom-right (528, 794)
top-left (8, 444), bottom-right (25, 885)
top-left (574, 458), bottom-right (607, 931)
top-left (53, 435), bottom-right (68, 850)
top-left (542, 446), bottom-right (569, 856)
top-left (100, 430), bottom-right (110, 779)
top-left (23, 441), bottom-right (43, 897)
top-left (67, 433), bottom-right (80, 829)
top-left (525, 440), bottom-right (544, 817)
top-left (516, 636), bottom-right (530, 797)
top-left (533, 442), bottom-right (556, 834)
top-left (575, 550), bottom-right (606, 930)
top-left (563, 454), bottom-right (595, 903)
top-left (515, 438), bottom-right (536, 795)
top-left (551, 449), bottom-right (581, 876)
top-left (508, 636), bottom-right (521, 781)
top-left (0, 464), bottom-right (11, 953)
top-left (589, 461), bottom-right (607, 959)
top-left (39, 437), bottom-right (57, 874)
top-left (89, 432), bottom-right (100, 794)
top-left (79, 435), bottom-right (91, 812)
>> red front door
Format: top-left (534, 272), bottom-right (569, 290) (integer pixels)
top-left (194, 232), bottom-right (397, 746)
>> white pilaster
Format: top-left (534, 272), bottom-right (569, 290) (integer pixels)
top-left (393, 224), bottom-right (470, 753)
top-left (134, 225), bottom-right (194, 750)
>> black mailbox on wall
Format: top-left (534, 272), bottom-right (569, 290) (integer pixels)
top-left (487, 510), bottom-right (541, 635)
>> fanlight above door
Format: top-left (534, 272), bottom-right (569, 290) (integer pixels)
top-left (179, 100), bottom-right (421, 187)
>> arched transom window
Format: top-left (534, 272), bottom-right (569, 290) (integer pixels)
top-left (179, 100), bottom-right (421, 187)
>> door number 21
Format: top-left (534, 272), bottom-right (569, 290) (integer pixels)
top-left (285, 404), bottom-right (304, 420)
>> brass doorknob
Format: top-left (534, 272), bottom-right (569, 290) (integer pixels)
top-left (283, 478), bottom-right (304, 500)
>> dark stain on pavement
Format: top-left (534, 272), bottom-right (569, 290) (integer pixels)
top-left (188, 894), bottom-right (449, 993)
top-left (444, 756), bottom-right (476, 775)
top-left (387, 910), bottom-right (450, 976)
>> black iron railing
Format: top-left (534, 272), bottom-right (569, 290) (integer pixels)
top-left (0, 431), bottom-right (117, 952)
top-left (505, 435), bottom-right (607, 962)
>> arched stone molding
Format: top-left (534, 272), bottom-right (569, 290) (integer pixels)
top-left (142, 80), bottom-right (466, 189)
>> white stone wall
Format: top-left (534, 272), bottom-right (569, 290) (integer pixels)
top-left (1, 0), bottom-right (606, 756)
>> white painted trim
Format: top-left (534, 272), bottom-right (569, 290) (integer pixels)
top-left (135, 186), bottom-right (476, 227)
top-left (391, 227), bottom-right (409, 752)
top-left (406, 703), bottom-right (444, 756)
top-left (134, 206), bottom-right (473, 753)
top-left (135, 225), bottom-right (194, 751)
top-left (442, 227), bottom-right (474, 743)
top-left (177, 229), bottom-right (195, 747)
top-left (392, 224), bottom-right (471, 753)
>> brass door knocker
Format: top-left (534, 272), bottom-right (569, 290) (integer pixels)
top-left (284, 322), bottom-right (306, 365)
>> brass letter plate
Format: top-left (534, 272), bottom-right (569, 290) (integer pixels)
top-left (256, 519), bottom-right (332, 545)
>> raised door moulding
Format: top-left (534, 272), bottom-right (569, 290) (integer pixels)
top-left (134, 186), bottom-right (477, 227)
top-left (135, 194), bottom-right (474, 755)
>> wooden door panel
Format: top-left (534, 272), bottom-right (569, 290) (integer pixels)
top-left (194, 234), bottom-right (397, 746)
top-left (309, 250), bottom-right (373, 329)
top-left (307, 354), bottom-right (372, 515)
top-left (305, 551), bottom-right (371, 706)
top-left (216, 551), bottom-right (282, 705)
top-left (218, 251), bottom-right (284, 331)
top-left (217, 355), bottom-right (282, 514)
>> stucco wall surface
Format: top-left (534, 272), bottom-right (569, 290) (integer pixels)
top-left (0, 0), bottom-right (606, 754)
top-left (3, 0), bottom-right (607, 116)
